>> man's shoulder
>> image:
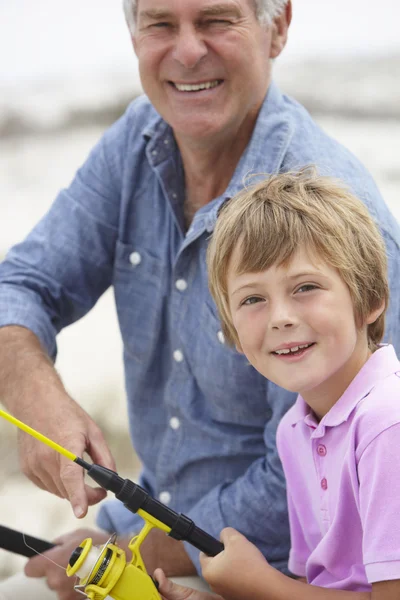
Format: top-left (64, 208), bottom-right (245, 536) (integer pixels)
top-left (124, 94), bottom-right (162, 127)
top-left (104, 94), bottom-right (164, 150)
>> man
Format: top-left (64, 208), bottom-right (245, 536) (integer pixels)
top-left (0, 0), bottom-right (399, 598)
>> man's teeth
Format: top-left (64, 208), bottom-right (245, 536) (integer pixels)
top-left (274, 344), bottom-right (312, 355)
top-left (174, 80), bottom-right (220, 92)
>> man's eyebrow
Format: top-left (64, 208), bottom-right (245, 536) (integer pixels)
top-left (199, 4), bottom-right (242, 17)
top-left (139, 4), bottom-right (242, 21)
top-left (138, 9), bottom-right (173, 21)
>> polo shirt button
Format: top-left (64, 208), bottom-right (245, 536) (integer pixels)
top-left (175, 279), bottom-right (188, 292)
top-left (173, 350), bottom-right (184, 363)
top-left (317, 444), bottom-right (327, 456)
top-left (217, 330), bottom-right (225, 344)
top-left (169, 417), bottom-right (181, 430)
top-left (129, 251), bottom-right (141, 266)
top-left (159, 491), bottom-right (171, 505)
top-left (321, 478), bottom-right (328, 490)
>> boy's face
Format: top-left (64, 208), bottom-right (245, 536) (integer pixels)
top-left (227, 244), bottom-right (375, 414)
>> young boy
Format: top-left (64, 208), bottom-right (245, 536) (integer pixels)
top-left (155, 168), bottom-right (400, 600)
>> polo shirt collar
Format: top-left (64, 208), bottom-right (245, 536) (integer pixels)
top-left (289, 344), bottom-right (399, 428)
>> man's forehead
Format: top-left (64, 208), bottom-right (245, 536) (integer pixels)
top-left (136, 0), bottom-right (252, 18)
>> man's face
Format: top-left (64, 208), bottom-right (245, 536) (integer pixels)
top-left (133, 0), bottom-right (282, 143)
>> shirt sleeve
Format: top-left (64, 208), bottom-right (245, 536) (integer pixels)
top-left (0, 113), bottom-right (126, 358)
top-left (358, 422), bottom-right (400, 583)
top-left (382, 231), bottom-right (400, 355)
top-left (184, 384), bottom-right (295, 574)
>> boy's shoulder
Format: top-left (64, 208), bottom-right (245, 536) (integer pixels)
top-left (353, 369), bottom-right (400, 458)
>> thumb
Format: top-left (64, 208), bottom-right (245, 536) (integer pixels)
top-left (154, 569), bottom-right (203, 600)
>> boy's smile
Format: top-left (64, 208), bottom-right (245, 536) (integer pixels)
top-left (227, 244), bottom-right (375, 417)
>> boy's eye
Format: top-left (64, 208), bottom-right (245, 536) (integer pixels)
top-left (242, 296), bottom-right (263, 306)
top-left (296, 284), bottom-right (318, 294)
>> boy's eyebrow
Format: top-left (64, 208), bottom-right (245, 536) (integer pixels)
top-left (288, 270), bottom-right (325, 279)
top-left (230, 270), bottom-right (327, 297)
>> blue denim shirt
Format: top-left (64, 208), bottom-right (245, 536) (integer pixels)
top-left (1, 82), bottom-right (400, 573)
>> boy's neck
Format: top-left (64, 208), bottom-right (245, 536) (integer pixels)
top-left (302, 344), bottom-right (373, 420)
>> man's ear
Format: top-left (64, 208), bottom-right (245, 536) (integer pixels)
top-left (132, 35), bottom-right (138, 56)
top-left (366, 300), bottom-right (385, 325)
top-left (270, 0), bottom-right (292, 59)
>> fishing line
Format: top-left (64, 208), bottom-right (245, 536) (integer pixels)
top-left (22, 532), bottom-right (70, 573)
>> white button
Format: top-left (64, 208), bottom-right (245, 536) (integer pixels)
top-left (217, 330), bottom-right (225, 344)
top-left (164, 139), bottom-right (169, 145)
top-left (175, 279), bottom-right (188, 292)
top-left (159, 491), bottom-right (171, 505)
top-left (129, 252), bottom-right (141, 266)
top-left (173, 350), bottom-right (184, 363)
top-left (172, 192), bottom-right (177, 199)
top-left (152, 150), bottom-right (157, 156)
top-left (169, 417), bottom-right (181, 430)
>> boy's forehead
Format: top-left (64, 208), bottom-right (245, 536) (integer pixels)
top-left (228, 241), bottom-right (326, 278)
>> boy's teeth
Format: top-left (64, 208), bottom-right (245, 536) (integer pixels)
top-left (174, 80), bottom-right (219, 92)
top-left (274, 344), bottom-right (311, 355)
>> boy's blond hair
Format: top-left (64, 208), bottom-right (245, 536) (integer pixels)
top-left (207, 167), bottom-right (389, 349)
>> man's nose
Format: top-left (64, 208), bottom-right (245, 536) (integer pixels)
top-left (172, 26), bottom-right (207, 69)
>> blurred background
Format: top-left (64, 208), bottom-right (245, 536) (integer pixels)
top-left (1, 0), bottom-right (399, 579)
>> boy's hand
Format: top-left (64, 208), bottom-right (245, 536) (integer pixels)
top-left (154, 569), bottom-right (223, 600)
top-left (200, 528), bottom-right (271, 600)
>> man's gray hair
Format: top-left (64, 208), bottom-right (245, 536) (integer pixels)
top-left (123, 0), bottom-right (288, 34)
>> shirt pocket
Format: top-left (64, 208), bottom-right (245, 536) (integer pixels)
top-left (196, 300), bottom-right (270, 426)
top-left (113, 240), bottom-right (164, 363)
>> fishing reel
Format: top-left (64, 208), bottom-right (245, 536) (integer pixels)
top-left (67, 514), bottom-right (166, 600)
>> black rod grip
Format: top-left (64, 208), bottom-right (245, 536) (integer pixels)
top-left (0, 525), bottom-right (55, 558)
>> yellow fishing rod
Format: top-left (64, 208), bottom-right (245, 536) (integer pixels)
top-left (0, 408), bottom-right (223, 600)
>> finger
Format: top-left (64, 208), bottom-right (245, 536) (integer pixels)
top-left (85, 484), bottom-right (107, 506)
top-left (154, 569), bottom-right (203, 600)
top-left (24, 552), bottom-right (54, 578)
top-left (86, 428), bottom-right (116, 470)
top-left (199, 551), bottom-right (212, 568)
top-left (60, 458), bottom-right (88, 518)
top-left (219, 527), bottom-right (240, 544)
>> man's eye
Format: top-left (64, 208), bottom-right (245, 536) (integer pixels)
top-left (207, 19), bottom-right (232, 25)
top-left (150, 22), bottom-right (171, 28)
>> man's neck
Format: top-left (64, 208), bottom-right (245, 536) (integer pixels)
top-left (178, 126), bottom-right (253, 216)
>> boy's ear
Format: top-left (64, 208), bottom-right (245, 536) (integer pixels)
top-left (235, 341), bottom-right (244, 354)
top-left (366, 300), bottom-right (385, 325)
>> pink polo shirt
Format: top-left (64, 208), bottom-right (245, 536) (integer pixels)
top-left (276, 344), bottom-right (400, 591)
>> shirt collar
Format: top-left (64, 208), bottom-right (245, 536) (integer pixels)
top-left (141, 81), bottom-right (293, 228)
top-left (289, 345), bottom-right (400, 428)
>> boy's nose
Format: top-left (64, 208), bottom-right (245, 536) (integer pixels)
top-left (270, 303), bottom-right (297, 330)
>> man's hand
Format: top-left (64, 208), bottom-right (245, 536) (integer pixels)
top-left (24, 528), bottom-right (110, 600)
top-left (17, 393), bottom-right (116, 517)
top-left (200, 528), bottom-right (272, 600)
top-left (0, 325), bottom-right (116, 517)
top-left (154, 568), bottom-right (223, 600)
